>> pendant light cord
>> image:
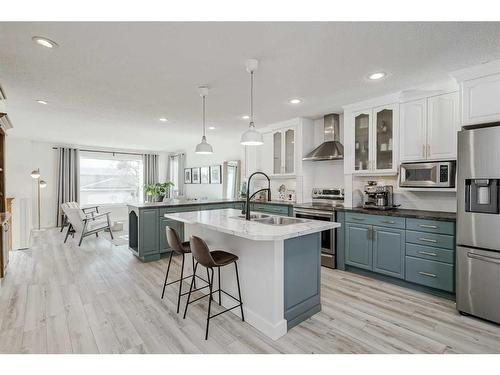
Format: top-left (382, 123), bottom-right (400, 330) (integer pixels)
top-left (250, 71), bottom-right (254, 125)
top-left (202, 94), bottom-right (206, 138)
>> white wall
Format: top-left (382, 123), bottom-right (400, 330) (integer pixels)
top-left (5, 137), bottom-right (171, 249)
top-left (182, 137), bottom-right (244, 199)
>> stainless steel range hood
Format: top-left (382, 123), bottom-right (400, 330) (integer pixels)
top-left (303, 113), bottom-right (343, 161)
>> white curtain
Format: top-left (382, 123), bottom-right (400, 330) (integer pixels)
top-left (56, 147), bottom-right (80, 227)
top-left (168, 153), bottom-right (185, 197)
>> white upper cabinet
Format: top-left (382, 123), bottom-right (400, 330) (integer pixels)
top-left (427, 92), bottom-right (459, 160)
top-left (256, 118), bottom-right (313, 178)
top-left (400, 99), bottom-right (427, 162)
top-left (452, 60), bottom-right (500, 126)
top-left (347, 103), bottom-right (398, 175)
top-left (400, 92), bottom-right (459, 162)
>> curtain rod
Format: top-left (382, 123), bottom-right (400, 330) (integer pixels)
top-left (52, 147), bottom-right (147, 157)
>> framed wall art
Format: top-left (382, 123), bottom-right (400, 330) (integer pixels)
top-left (210, 165), bottom-right (222, 184)
top-left (184, 168), bottom-right (192, 184)
top-left (200, 166), bottom-right (210, 184)
top-left (191, 167), bottom-right (201, 184)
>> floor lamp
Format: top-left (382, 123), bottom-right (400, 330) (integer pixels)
top-left (30, 168), bottom-right (47, 231)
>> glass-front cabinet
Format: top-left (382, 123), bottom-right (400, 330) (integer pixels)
top-left (354, 111), bottom-right (371, 172)
top-left (351, 104), bottom-right (398, 175)
top-left (270, 127), bottom-right (295, 175)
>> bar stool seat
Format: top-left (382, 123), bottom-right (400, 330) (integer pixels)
top-left (210, 250), bottom-right (238, 266)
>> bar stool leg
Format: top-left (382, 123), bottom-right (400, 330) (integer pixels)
top-left (218, 266), bottom-right (222, 306)
top-left (176, 253), bottom-right (186, 313)
top-left (161, 251), bottom-right (174, 299)
top-left (183, 262), bottom-right (198, 319)
top-left (192, 256), bottom-right (197, 289)
top-left (205, 267), bottom-right (214, 340)
top-left (234, 261), bottom-right (244, 322)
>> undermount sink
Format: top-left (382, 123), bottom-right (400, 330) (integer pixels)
top-left (253, 217), bottom-right (307, 226)
top-left (232, 213), bottom-right (270, 220)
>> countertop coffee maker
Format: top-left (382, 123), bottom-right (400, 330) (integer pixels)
top-left (363, 181), bottom-right (397, 210)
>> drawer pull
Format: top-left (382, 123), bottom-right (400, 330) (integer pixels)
top-left (419, 237), bottom-right (437, 243)
top-left (418, 271), bottom-right (437, 278)
top-left (467, 253), bottom-right (500, 265)
top-left (418, 224), bottom-right (438, 229)
top-left (351, 217), bottom-right (365, 221)
top-left (381, 220), bottom-right (395, 224)
top-left (418, 251), bottom-right (437, 257)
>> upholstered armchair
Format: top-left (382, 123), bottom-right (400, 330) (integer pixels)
top-left (61, 202), bottom-right (114, 246)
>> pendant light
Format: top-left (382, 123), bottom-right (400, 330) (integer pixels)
top-left (195, 85), bottom-right (214, 154)
top-left (240, 59), bottom-right (263, 146)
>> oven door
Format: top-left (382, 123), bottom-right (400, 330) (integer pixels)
top-left (400, 162), bottom-right (453, 188)
top-left (294, 209), bottom-right (336, 269)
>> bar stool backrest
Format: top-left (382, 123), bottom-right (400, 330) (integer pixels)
top-left (189, 235), bottom-right (217, 268)
top-left (166, 226), bottom-right (189, 255)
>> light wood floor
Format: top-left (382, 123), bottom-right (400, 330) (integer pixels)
top-left (1, 228), bottom-right (500, 354)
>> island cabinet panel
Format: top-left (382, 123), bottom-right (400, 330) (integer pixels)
top-left (372, 226), bottom-right (405, 279)
top-left (251, 203), bottom-right (292, 216)
top-left (336, 211), bottom-right (346, 270)
top-left (345, 223), bottom-right (372, 270)
top-left (284, 232), bottom-right (321, 329)
top-left (159, 217), bottom-right (184, 253)
top-left (139, 209), bottom-right (159, 256)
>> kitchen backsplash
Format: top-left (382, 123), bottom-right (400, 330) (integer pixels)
top-left (351, 175), bottom-right (457, 212)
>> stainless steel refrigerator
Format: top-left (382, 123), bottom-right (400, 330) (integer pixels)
top-left (457, 124), bottom-right (500, 324)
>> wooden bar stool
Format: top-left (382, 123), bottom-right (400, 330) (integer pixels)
top-left (161, 227), bottom-right (209, 313)
top-left (183, 235), bottom-right (244, 340)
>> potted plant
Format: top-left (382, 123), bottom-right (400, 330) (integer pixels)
top-left (145, 181), bottom-right (174, 202)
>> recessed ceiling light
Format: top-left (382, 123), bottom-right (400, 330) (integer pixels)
top-left (368, 72), bottom-right (386, 80)
top-left (159, 117), bottom-right (168, 122)
top-left (32, 36), bottom-right (58, 49)
top-left (289, 98), bottom-right (302, 104)
top-left (36, 100), bottom-right (48, 105)
top-left (241, 115), bottom-right (250, 120)
top-left (208, 126), bottom-right (216, 130)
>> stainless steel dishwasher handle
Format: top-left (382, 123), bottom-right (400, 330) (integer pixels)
top-left (467, 252), bottom-right (500, 265)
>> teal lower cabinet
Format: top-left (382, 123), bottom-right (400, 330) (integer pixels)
top-left (159, 217), bottom-right (184, 253)
top-left (250, 202), bottom-right (293, 216)
top-left (345, 223), bottom-right (373, 270)
top-left (128, 201), bottom-right (243, 262)
top-left (344, 218), bottom-right (405, 279)
top-left (342, 213), bottom-right (456, 292)
top-left (372, 226), bottom-right (405, 279)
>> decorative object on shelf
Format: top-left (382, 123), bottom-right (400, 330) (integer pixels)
top-left (278, 184), bottom-right (287, 200)
top-left (210, 165), bottom-right (222, 184)
top-left (30, 168), bottom-right (47, 230)
top-left (240, 59), bottom-right (263, 146)
top-left (200, 166), bottom-right (210, 184)
top-left (184, 168), bottom-right (192, 184)
top-left (191, 167), bottom-right (201, 184)
top-left (195, 85), bottom-right (213, 154)
top-left (144, 182), bottom-right (174, 202)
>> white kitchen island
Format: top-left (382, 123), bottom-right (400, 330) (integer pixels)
top-left (164, 208), bottom-right (340, 340)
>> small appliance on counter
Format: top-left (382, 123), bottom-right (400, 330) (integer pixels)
top-left (363, 181), bottom-right (398, 210)
top-left (294, 187), bottom-right (344, 269)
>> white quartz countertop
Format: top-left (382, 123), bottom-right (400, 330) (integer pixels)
top-left (164, 208), bottom-right (341, 241)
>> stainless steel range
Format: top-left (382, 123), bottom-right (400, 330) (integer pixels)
top-left (294, 188), bottom-right (344, 269)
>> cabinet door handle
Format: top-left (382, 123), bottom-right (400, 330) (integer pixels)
top-left (418, 251), bottom-right (437, 257)
top-left (418, 224), bottom-right (438, 229)
top-left (419, 237), bottom-right (437, 243)
top-left (351, 217), bottom-right (365, 221)
top-left (422, 145), bottom-right (426, 158)
top-left (381, 220), bottom-right (395, 224)
top-left (418, 271), bottom-right (437, 278)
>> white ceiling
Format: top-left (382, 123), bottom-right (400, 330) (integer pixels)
top-left (1, 22), bottom-right (500, 151)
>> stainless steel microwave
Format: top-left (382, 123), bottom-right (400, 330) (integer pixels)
top-left (399, 161), bottom-right (456, 188)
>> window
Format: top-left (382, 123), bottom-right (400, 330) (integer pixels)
top-left (79, 151), bottom-right (144, 205)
